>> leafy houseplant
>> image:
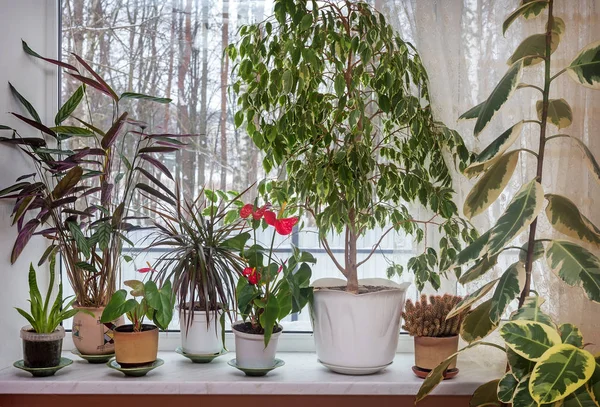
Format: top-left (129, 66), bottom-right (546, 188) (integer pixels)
top-left (17, 257), bottom-right (83, 368)
top-left (230, 0), bottom-right (473, 373)
top-left (233, 203), bottom-right (315, 369)
top-left (0, 41), bottom-right (188, 355)
top-left (417, 1), bottom-right (600, 404)
top-left (100, 274), bottom-right (175, 367)
top-left (149, 187), bottom-right (250, 355)
top-left (402, 294), bottom-right (466, 376)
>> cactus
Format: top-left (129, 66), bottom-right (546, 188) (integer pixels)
top-left (402, 294), bottom-right (466, 337)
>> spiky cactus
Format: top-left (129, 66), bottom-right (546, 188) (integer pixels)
top-left (402, 294), bottom-right (466, 337)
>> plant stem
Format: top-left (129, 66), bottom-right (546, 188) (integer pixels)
top-left (519, 0), bottom-right (554, 307)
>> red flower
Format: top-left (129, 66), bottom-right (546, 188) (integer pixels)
top-left (243, 267), bottom-right (254, 277)
top-left (243, 267), bottom-right (260, 285)
top-left (263, 211), bottom-right (298, 235)
top-left (137, 267), bottom-right (154, 273)
top-left (240, 204), bottom-right (254, 218)
top-left (263, 210), bottom-right (277, 226)
top-left (240, 203), bottom-right (270, 220)
top-left (252, 204), bottom-right (269, 220)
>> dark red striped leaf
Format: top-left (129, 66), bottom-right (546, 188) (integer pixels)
top-left (67, 73), bottom-right (112, 97)
top-left (136, 183), bottom-right (176, 206)
top-left (101, 112), bottom-right (128, 149)
top-left (0, 136), bottom-right (46, 148)
top-left (9, 82), bottom-right (41, 123)
top-left (52, 166), bottom-right (83, 199)
top-left (72, 54), bottom-right (118, 101)
top-left (138, 146), bottom-right (178, 154)
top-left (135, 166), bottom-right (176, 199)
top-left (139, 154), bottom-right (174, 180)
top-left (10, 113), bottom-right (57, 139)
top-left (22, 40), bottom-right (79, 72)
top-left (38, 244), bottom-right (58, 266)
top-left (11, 218), bottom-right (40, 263)
top-left (0, 182), bottom-right (30, 197)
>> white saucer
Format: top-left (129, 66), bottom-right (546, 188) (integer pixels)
top-left (317, 359), bottom-right (393, 375)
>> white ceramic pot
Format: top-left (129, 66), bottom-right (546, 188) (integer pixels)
top-left (311, 277), bottom-right (411, 375)
top-left (179, 307), bottom-right (223, 354)
top-left (232, 321), bottom-right (282, 369)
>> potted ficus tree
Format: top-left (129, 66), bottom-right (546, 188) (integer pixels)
top-left (417, 1), bottom-right (600, 405)
top-left (0, 41), bottom-right (188, 356)
top-left (149, 187), bottom-right (250, 357)
top-left (230, 0), bottom-right (473, 373)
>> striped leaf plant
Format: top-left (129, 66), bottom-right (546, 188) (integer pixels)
top-left (417, 0), bottom-right (600, 405)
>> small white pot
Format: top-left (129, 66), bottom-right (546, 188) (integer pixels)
top-left (311, 277), bottom-right (411, 375)
top-left (232, 321), bottom-right (282, 369)
top-left (179, 307), bottom-right (223, 354)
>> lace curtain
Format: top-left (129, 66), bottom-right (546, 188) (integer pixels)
top-left (378, 0), bottom-right (600, 360)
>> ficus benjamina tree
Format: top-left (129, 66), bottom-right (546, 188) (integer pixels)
top-left (229, 0), bottom-right (475, 293)
top-left (417, 1), bottom-right (600, 405)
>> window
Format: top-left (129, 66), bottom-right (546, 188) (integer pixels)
top-left (60, 0), bottom-right (428, 332)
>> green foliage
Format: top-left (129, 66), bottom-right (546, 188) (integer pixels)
top-left (15, 256), bottom-right (86, 333)
top-left (230, 0), bottom-right (473, 291)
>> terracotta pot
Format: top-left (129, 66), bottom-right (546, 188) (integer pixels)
top-left (414, 335), bottom-right (459, 371)
top-left (232, 321), bottom-right (282, 369)
top-left (114, 324), bottom-right (159, 367)
top-left (20, 326), bottom-right (65, 368)
top-left (72, 305), bottom-right (123, 355)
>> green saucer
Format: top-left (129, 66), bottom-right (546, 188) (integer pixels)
top-left (175, 347), bottom-right (227, 363)
top-left (107, 358), bottom-right (164, 377)
top-left (71, 349), bottom-right (115, 364)
top-left (227, 358), bottom-right (285, 377)
top-left (13, 357), bottom-right (73, 377)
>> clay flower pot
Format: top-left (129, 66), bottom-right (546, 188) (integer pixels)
top-left (20, 326), bottom-right (65, 368)
top-left (72, 305), bottom-right (123, 355)
top-left (414, 335), bottom-right (460, 371)
top-left (114, 324), bottom-right (159, 368)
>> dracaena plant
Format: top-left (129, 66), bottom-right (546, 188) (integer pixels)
top-left (100, 270), bottom-right (175, 332)
top-left (229, 0), bottom-right (475, 293)
top-left (0, 41), bottom-right (189, 307)
top-left (16, 256), bottom-right (89, 334)
top-left (417, 1), bottom-right (600, 405)
top-left (236, 203), bottom-right (316, 346)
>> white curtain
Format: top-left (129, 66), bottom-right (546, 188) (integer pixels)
top-left (378, 0), bottom-right (600, 360)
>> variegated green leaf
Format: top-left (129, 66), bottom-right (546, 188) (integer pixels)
top-left (530, 344), bottom-right (595, 404)
top-left (459, 254), bottom-right (498, 284)
top-left (562, 386), bottom-right (597, 407)
top-left (487, 179), bottom-right (545, 255)
top-left (464, 151), bottom-right (520, 219)
top-left (461, 299), bottom-right (498, 343)
top-left (454, 230), bottom-right (491, 267)
top-left (508, 348), bottom-right (535, 380)
top-left (571, 136), bottom-right (600, 186)
top-left (567, 41), bottom-right (600, 89)
top-left (498, 372), bottom-right (519, 403)
top-left (547, 16), bottom-right (565, 38)
top-left (519, 240), bottom-right (546, 263)
top-left (537, 98), bottom-right (573, 129)
top-left (588, 354), bottom-right (600, 404)
top-left (508, 32), bottom-right (559, 66)
top-left (545, 240), bottom-right (600, 303)
top-left (510, 295), bottom-right (555, 327)
top-left (459, 101), bottom-right (485, 121)
top-left (559, 323), bottom-right (584, 348)
top-left (447, 279), bottom-right (499, 319)
top-left (490, 262), bottom-right (525, 324)
top-left (474, 61), bottom-right (523, 136)
top-left (512, 375), bottom-right (537, 407)
top-left (545, 194), bottom-right (600, 248)
top-left (470, 379), bottom-right (501, 407)
top-left (464, 121), bottom-right (524, 179)
top-left (500, 320), bottom-right (562, 361)
top-left (503, 1), bottom-right (548, 35)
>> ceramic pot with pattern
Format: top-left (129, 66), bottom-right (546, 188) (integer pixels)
top-left (72, 305), bottom-right (123, 355)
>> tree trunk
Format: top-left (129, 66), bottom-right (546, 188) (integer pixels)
top-left (345, 209), bottom-right (359, 293)
top-left (163, 1), bottom-right (177, 130)
top-left (197, 0), bottom-right (209, 187)
top-left (219, 0), bottom-right (230, 191)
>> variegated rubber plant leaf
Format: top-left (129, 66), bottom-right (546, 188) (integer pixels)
top-left (502, 1), bottom-right (548, 35)
top-left (447, 278), bottom-right (498, 319)
top-left (510, 295), bottom-right (555, 328)
top-left (537, 98), bottom-right (573, 129)
top-left (461, 299), bottom-right (498, 343)
top-left (507, 32), bottom-right (560, 66)
top-left (489, 262), bottom-right (526, 324)
top-left (470, 379), bottom-right (501, 407)
top-left (567, 40), bottom-right (600, 90)
top-left (498, 372), bottom-right (519, 403)
top-left (545, 194), bottom-right (600, 248)
top-left (500, 320), bottom-right (561, 361)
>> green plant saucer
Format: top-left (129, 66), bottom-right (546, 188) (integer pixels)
top-left (71, 349), bottom-right (115, 364)
top-left (107, 358), bottom-right (164, 377)
top-left (227, 358), bottom-right (285, 377)
top-left (175, 347), bottom-right (227, 363)
top-left (13, 357), bottom-right (73, 377)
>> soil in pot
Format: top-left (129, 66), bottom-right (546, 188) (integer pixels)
top-left (21, 327), bottom-right (65, 368)
top-left (114, 324), bottom-right (158, 368)
top-left (232, 322), bottom-right (283, 335)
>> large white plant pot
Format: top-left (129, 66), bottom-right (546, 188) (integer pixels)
top-left (311, 277), bottom-right (411, 375)
top-left (179, 308), bottom-right (223, 355)
top-left (232, 321), bottom-right (282, 369)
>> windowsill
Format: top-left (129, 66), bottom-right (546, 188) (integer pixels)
top-left (0, 351), bottom-right (502, 395)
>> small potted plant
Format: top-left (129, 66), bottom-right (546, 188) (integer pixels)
top-left (17, 256), bottom-right (86, 369)
top-left (100, 273), bottom-right (175, 367)
top-left (149, 187), bottom-right (250, 356)
top-left (232, 203), bottom-right (315, 371)
top-left (402, 294), bottom-right (467, 378)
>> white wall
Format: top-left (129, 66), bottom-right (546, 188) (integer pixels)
top-left (0, 0), bottom-right (58, 366)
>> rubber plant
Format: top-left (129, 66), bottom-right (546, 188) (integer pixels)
top-left (229, 0), bottom-right (474, 293)
top-left (417, 1), bottom-right (600, 405)
top-left (0, 41), bottom-right (189, 307)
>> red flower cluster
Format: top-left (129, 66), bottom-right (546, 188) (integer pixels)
top-left (243, 267), bottom-right (260, 285)
top-left (240, 204), bottom-right (299, 235)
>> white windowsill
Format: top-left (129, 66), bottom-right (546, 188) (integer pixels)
top-left (0, 351), bottom-right (502, 395)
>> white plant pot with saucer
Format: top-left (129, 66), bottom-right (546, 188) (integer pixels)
top-left (311, 277), bottom-right (411, 375)
top-left (178, 306), bottom-right (223, 355)
top-left (232, 321), bottom-right (282, 369)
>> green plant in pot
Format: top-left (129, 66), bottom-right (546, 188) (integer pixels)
top-left (402, 294), bottom-right (467, 378)
top-left (230, 0), bottom-right (473, 374)
top-left (0, 41), bottom-right (188, 356)
top-left (17, 256), bottom-right (86, 369)
top-left (100, 273), bottom-right (175, 367)
top-left (232, 202), bottom-right (315, 370)
top-left (148, 187), bottom-right (250, 356)
top-left (417, 1), bottom-right (600, 405)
